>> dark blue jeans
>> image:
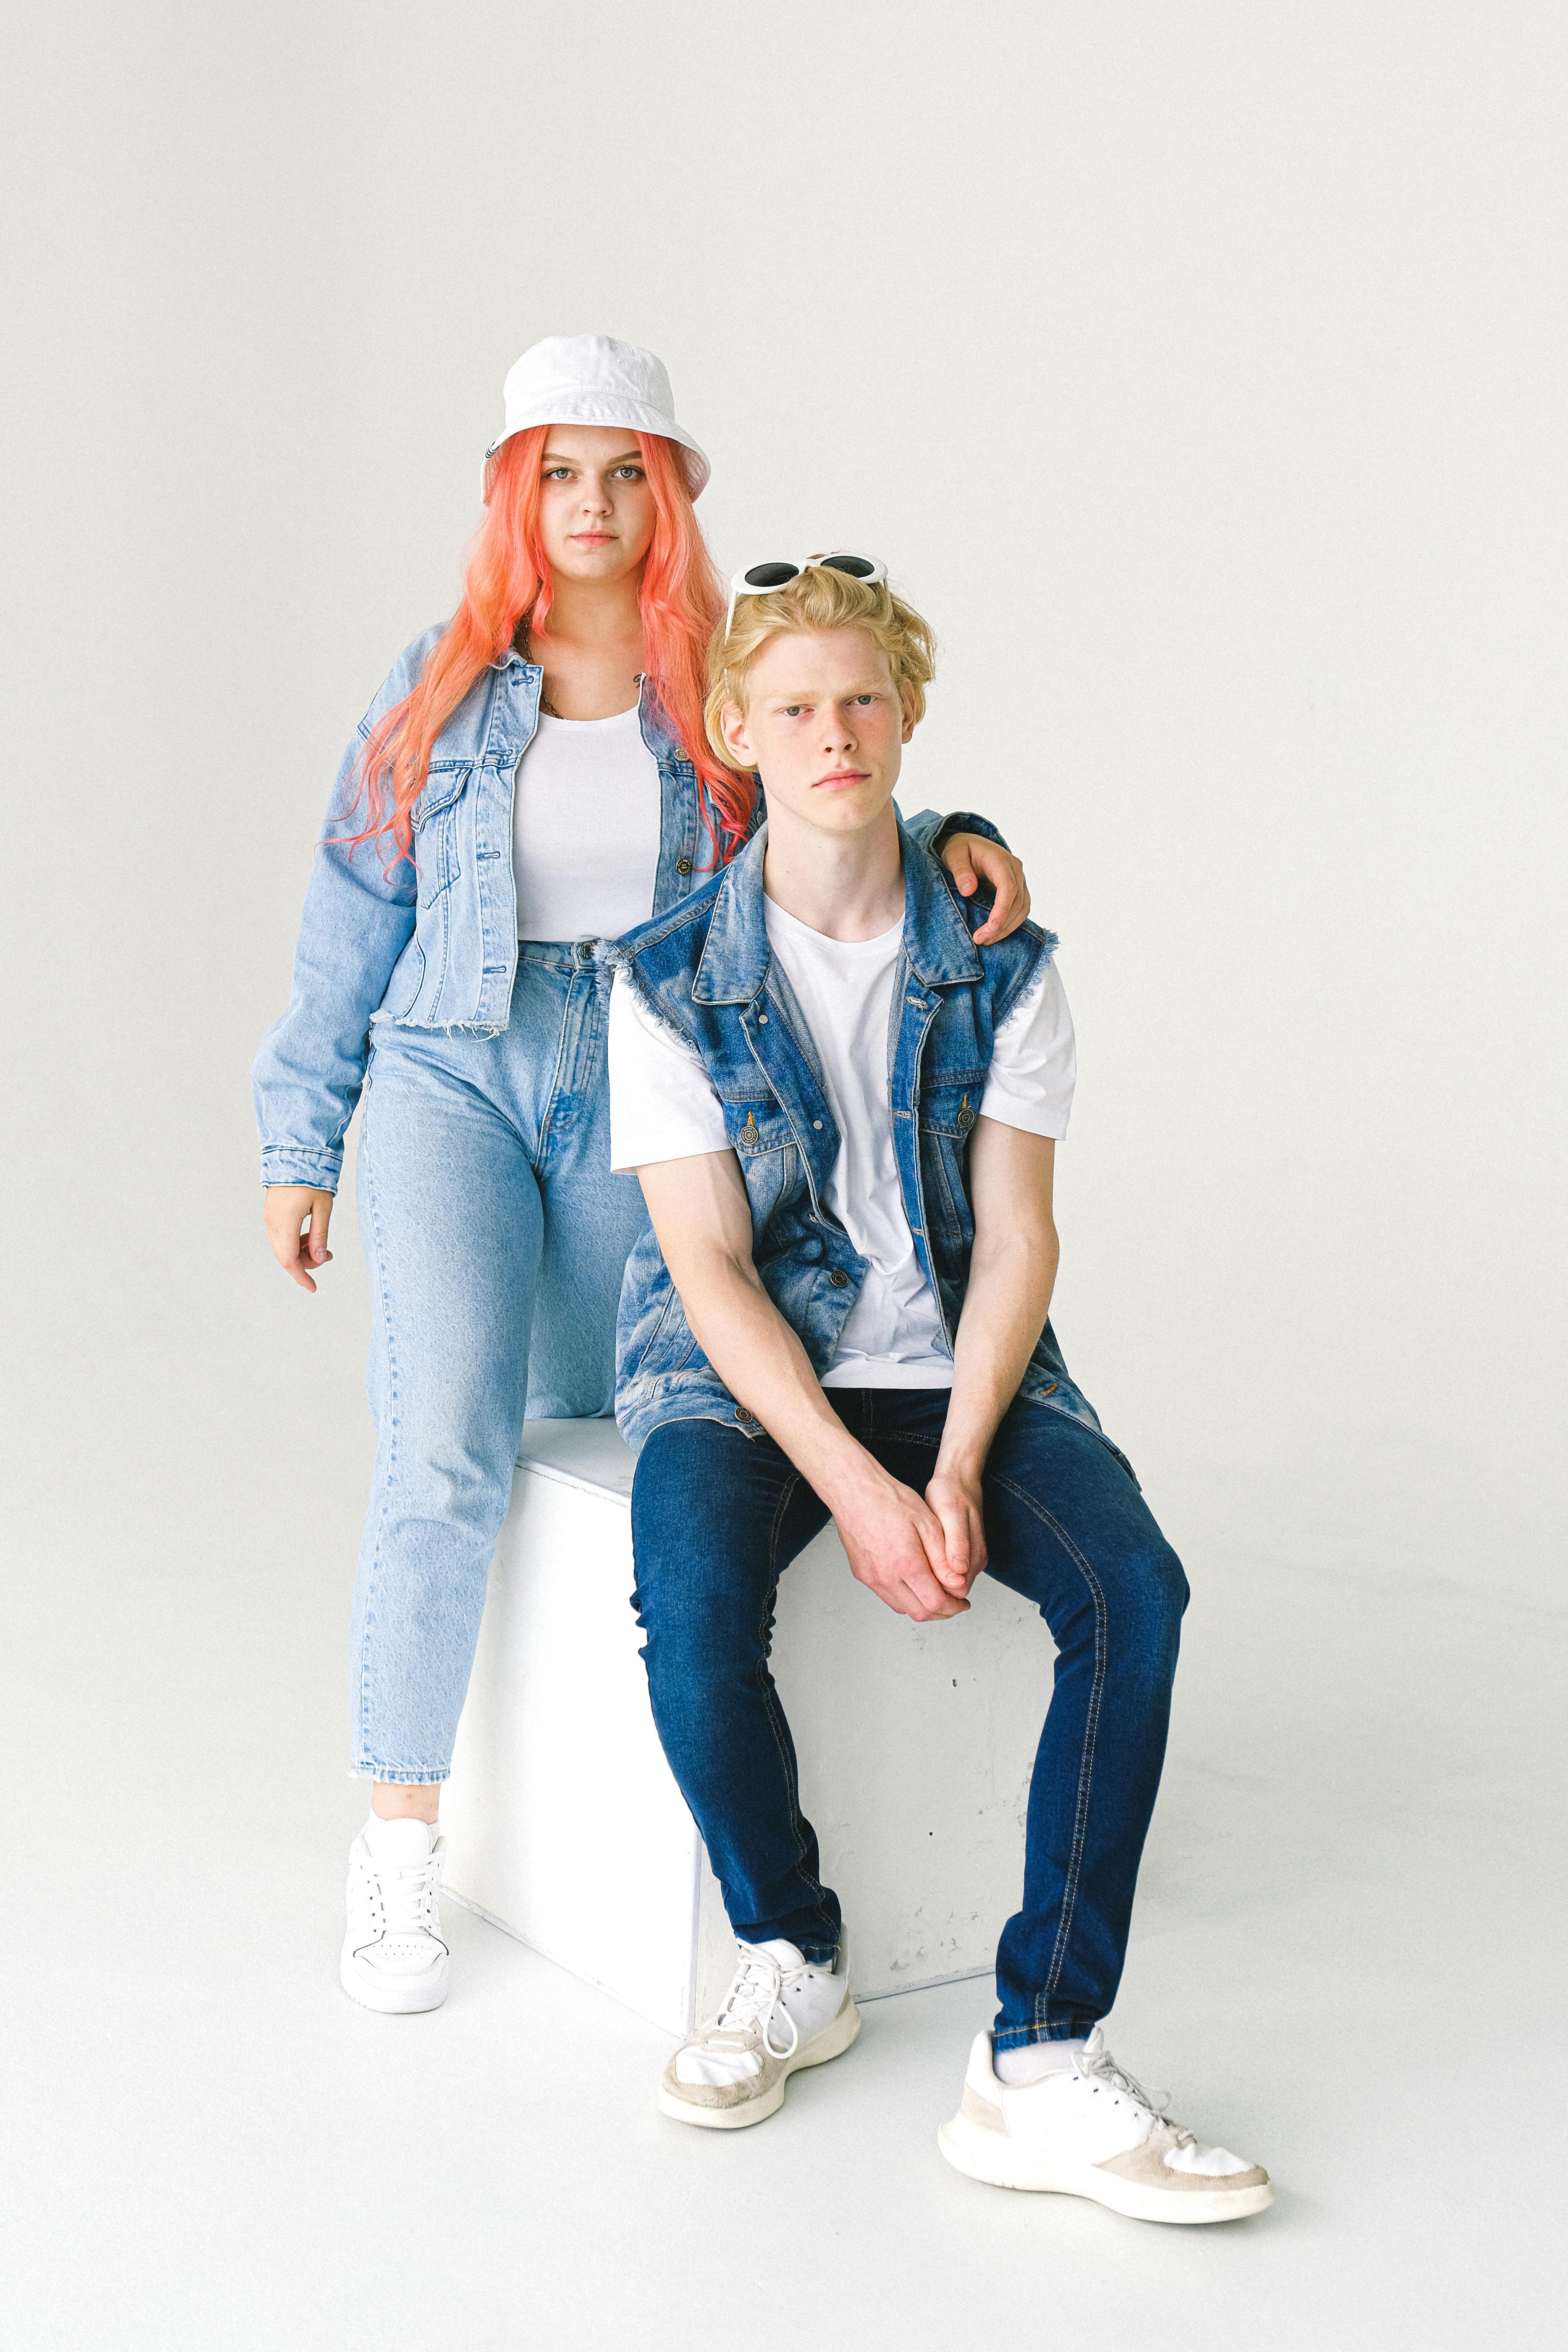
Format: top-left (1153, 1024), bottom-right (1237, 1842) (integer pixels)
top-left (630, 1390), bottom-right (1188, 2047)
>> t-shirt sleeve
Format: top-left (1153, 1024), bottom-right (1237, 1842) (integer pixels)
top-left (608, 971), bottom-right (733, 1171)
top-left (978, 959), bottom-right (1077, 1139)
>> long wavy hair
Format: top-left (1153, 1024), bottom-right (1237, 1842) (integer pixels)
top-left (350, 427), bottom-right (752, 867)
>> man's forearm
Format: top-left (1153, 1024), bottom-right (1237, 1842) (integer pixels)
top-left (937, 1119), bottom-right (1060, 1479)
top-left (635, 1145), bottom-right (988, 1619)
top-left (670, 1249), bottom-right (872, 1503)
top-left (938, 1218), bottom-right (1059, 1479)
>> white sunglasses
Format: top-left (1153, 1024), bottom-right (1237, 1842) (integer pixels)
top-left (724, 551), bottom-right (888, 632)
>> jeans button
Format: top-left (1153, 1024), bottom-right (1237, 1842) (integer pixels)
top-left (829, 1270), bottom-right (849, 1289)
top-left (576, 940), bottom-right (593, 961)
top-left (676, 857), bottom-right (693, 876)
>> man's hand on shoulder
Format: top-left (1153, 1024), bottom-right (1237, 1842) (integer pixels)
top-left (829, 1454), bottom-right (972, 1622)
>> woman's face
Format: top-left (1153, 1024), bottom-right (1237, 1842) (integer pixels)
top-left (535, 425), bottom-right (657, 588)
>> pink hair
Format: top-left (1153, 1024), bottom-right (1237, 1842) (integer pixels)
top-left (350, 427), bottom-right (753, 868)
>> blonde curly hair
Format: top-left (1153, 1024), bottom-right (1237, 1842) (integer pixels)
top-left (704, 562), bottom-right (936, 767)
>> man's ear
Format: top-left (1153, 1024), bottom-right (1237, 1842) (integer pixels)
top-left (899, 679), bottom-right (918, 745)
top-left (719, 698), bottom-right (754, 768)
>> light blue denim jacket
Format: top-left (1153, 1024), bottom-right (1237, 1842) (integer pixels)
top-left (611, 821), bottom-right (1121, 1472)
top-left (252, 630), bottom-right (985, 1191)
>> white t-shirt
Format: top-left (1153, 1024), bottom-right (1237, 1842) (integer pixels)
top-left (512, 707), bottom-right (662, 941)
top-left (608, 896), bottom-right (1076, 1388)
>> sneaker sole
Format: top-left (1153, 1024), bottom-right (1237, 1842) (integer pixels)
top-left (339, 1946), bottom-right (450, 2016)
top-left (657, 1996), bottom-right (863, 2130)
top-left (936, 2112), bottom-right (1275, 2224)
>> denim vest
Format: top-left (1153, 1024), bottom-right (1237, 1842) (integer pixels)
top-left (253, 629), bottom-right (976, 1191)
top-left (611, 821), bottom-right (1115, 1468)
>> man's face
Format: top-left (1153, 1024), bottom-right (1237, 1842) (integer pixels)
top-left (719, 627), bottom-right (914, 837)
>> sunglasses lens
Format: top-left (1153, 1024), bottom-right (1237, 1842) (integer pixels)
top-left (822, 556), bottom-right (876, 579)
top-left (744, 562), bottom-right (801, 589)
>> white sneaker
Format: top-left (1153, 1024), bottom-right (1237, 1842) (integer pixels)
top-left (340, 1817), bottom-right (450, 2014)
top-left (938, 2027), bottom-right (1275, 2224)
top-left (657, 1937), bottom-right (860, 2129)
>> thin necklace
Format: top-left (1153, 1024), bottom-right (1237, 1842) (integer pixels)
top-left (521, 616), bottom-right (639, 720)
top-left (521, 620), bottom-right (564, 717)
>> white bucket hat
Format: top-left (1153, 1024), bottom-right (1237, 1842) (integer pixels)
top-left (483, 333), bottom-right (710, 499)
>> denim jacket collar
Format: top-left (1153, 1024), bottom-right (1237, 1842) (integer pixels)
top-left (488, 642), bottom-right (687, 765)
top-left (690, 813), bottom-right (983, 1006)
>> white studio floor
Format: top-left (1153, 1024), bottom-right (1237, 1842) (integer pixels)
top-left (4, 1506), bottom-right (1559, 2351)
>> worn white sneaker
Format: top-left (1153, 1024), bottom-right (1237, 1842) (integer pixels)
top-left (938, 2027), bottom-right (1275, 2224)
top-left (339, 1816), bottom-right (450, 2015)
top-left (657, 1937), bottom-right (860, 2129)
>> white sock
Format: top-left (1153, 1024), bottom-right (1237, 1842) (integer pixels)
top-left (994, 2036), bottom-right (1087, 2087)
top-left (364, 1812), bottom-right (436, 1858)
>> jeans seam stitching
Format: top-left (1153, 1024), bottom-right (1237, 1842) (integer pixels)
top-left (989, 1470), bottom-right (1108, 2033)
top-left (535, 964), bottom-right (579, 1161)
top-left (757, 1471), bottom-right (829, 1926)
top-left (355, 1088), bottom-right (400, 1777)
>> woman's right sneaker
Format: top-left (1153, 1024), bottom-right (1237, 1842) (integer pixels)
top-left (340, 1816), bottom-right (450, 2014)
top-left (938, 2026), bottom-right (1274, 2224)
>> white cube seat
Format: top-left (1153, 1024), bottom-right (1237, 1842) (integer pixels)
top-left (441, 1418), bottom-right (1053, 2036)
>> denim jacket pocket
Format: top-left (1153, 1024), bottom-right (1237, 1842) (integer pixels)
top-left (375, 932), bottom-right (427, 1024)
top-left (410, 762), bottom-right (471, 905)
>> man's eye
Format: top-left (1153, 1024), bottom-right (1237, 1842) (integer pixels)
top-left (854, 694), bottom-right (876, 705)
top-left (783, 705), bottom-right (803, 717)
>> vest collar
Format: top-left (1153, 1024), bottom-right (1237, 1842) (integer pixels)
top-left (690, 815), bottom-right (983, 1005)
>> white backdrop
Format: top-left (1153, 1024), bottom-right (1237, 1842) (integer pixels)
top-left (3, 0), bottom-right (1563, 1612)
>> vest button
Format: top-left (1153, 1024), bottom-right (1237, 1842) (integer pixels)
top-left (829, 1270), bottom-right (850, 1288)
top-left (813, 1119), bottom-right (823, 1130)
top-left (676, 857), bottom-right (693, 875)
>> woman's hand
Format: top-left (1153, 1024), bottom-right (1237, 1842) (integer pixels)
top-left (939, 832), bottom-right (1032, 944)
top-left (263, 1186), bottom-right (336, 1293)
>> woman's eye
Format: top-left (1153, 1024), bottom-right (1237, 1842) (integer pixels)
top-left (544, 467), bottom-right (573, 482)
top-left (612, 464), bottom-right (645, 480)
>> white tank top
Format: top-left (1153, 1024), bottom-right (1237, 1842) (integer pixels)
top-left (512, 707), bottom-right (663, 942)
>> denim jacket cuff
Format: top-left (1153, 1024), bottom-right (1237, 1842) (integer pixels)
top-left (260, 1147), bottom-right (343, 1192)
top-left (926, 809), bottom-right (1010, 856)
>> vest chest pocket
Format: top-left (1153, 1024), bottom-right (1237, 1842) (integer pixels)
top-left (724, 1098), bottom-right (792, 1156)
top-left (723, 1098), bottom-right (795, 1225)
top-left (917, 1079), bottom-right (984, 1138)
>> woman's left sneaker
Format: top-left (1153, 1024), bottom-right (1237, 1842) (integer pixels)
top-left (938, 2027), bottom-right (1275, 2224)
top-left (340, 1816), bottom-right (450, 2014)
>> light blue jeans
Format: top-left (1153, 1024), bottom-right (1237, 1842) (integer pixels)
top-left (349, 940), bottom-right (647, 1781)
